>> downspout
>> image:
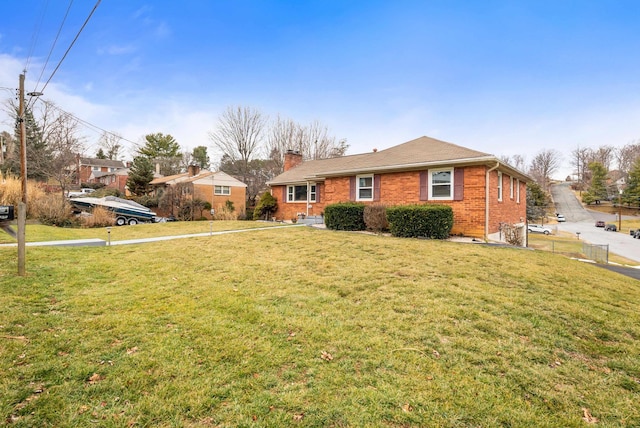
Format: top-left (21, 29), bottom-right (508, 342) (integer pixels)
top-left (485, 162), bottom-right (500, 241)
top-left (306, 180), bottom-right (310, 218)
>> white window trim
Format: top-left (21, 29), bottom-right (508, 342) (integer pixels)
top-left (428, 168), bottom-right (454, 201)
top-left (356, 174), bottom-right (374, 201)
top-left (516, 179), bottom-right (521, 203)
top-left (510, 176), bottom-right (514, 199)
top-left (214, 185), bottom-right (231, 196)
top-left (497, 171), bottom-right (503, 202)
top-left (308, 183), bottom-right (317, 203)
top-left (287, 184), bottom-right (313, 203)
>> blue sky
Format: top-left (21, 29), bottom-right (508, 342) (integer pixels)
top-left (2, 1), bottom-right (640, 178)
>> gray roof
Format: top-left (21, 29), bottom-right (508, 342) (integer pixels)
top-left (80, 157), bottom-right (126, 168)
top-left (268, 136), bottom-right (530, 185)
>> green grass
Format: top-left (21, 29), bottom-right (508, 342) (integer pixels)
top-left (1, 225), bottom-right (640, 426)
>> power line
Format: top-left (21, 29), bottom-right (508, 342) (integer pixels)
top-left (34, 0), bottom-right (76, 93)
top-left (36, 98), bottom-right (139, 146)
top-left (40, 0), bottom-right (102, 94)
top-left (24, 0), bottom-right (50, 72)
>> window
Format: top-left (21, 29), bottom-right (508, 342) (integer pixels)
top-left (497, 171), bottom-right (503, 201)
top-left (510, 176), bottom-right (514, 199)
top-left (516, 179), bottom-right (520, 203)
top-left (92, 166), bottom-right (100, 171)
top-left (428, 168), bottom-right (453, 200)
top-left (287, 184), bottom-right (315, 202)
top-left (309, 184), bottom-right (317, 202)
top-left (215, 185), bottom-right (230, 195)
top-left (357, 175), bottom-right (373, 200)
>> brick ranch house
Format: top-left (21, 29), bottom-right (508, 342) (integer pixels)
top-left (267, 136), bottom-right (532, 240)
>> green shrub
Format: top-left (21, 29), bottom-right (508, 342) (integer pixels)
top-left (325, 202), bottom-right (366, 231)
top-left (253, 192), bottom-right (277, 220)
top-left (133, 195), bottom-right (159, 208)
top-left (363, 204), bottom-right (388, 232)
top-left (386, 204), bottom-right (453, 239)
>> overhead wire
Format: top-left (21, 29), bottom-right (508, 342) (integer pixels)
top-left (33, 97), bottom-right (139, 147)
top-left (40, 0), bottom-right (102, 95)
top-left (24, 0), bottom-right (50, 72)
top-left (34, 0), bottom-right (76, 94)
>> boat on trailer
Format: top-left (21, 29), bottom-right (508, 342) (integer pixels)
top-left (69, 196), bottom-right (156, 225)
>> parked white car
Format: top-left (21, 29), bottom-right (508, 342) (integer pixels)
top-left (528, 224), bottom-right (553, 235)
top-left (67, 188), bottom-right (95, 198)
top-left (556, 214), bottom-right (566, 222)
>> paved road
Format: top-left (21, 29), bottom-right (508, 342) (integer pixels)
top-left (551, 182), bottom-right (640, 264)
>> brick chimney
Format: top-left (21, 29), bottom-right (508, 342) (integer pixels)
top-left (187, 165), bottom-right (200, 176)
top-left (284, 150), bottom-right (303, 172)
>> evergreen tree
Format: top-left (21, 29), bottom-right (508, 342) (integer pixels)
top-left (96, 148), bottom-right (107, 159)
top-left (526, 182), bottom-right (550, 222)
top-left (11, 107), bottom-right (48, 180)
top-left (126, 156), bottom-right (155, 196)
top-left (582, 161), bottom-right (608, 204)
top-left (191, 145), bottom-right (210, 169)
top-left (623, 158), bottom-right (640, 207)
top-left (137, 133), bottom-right (182, 176)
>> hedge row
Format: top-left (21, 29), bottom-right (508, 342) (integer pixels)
top-left (386, 204), bottom-right (453, 239)
top-left (324, 202), bottom-right (366, 231)
top-left (324, 202), bottom-right (453, 239)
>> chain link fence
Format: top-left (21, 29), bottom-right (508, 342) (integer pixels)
top-left (582, 243), bottom-right (609, 264)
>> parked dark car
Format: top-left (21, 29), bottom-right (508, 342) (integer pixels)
top-left (595, 220), bottom-right (605, 227)
top-left (604, 224), bottom-right (617, 232)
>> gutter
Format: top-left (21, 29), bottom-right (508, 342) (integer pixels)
top-left (485, 161), bottom-right (500, 241)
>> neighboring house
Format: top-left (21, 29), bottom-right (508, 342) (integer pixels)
top-left (150, 166), bottom-right (247, 219)
top-left (73, 156), bottom-right (126, 185)
top-left (90, 168), bottom-right (133, 195)
top-left (267, 136), bottom-right (531, 240)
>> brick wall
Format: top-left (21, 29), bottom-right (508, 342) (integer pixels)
top-left (193, 184), bottom-right (246, 219)
top-left (271, 166), bottom-right (526, 237)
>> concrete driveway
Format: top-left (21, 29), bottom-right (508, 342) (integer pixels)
top-left (550, 182), bottom-right (640, 264)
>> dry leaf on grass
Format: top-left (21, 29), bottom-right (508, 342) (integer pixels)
top-left (126, 346), bottom-right (139, 355)
top-left (88, 373), bottom-right (104, 384)
top-left (293, 413), bottom-right (304, 421)
top-left (320, 351), bottom-right (333, 361)
top-left (432, 350), bottom-right (441, 358)
top-left (582, 408), bottom-right (598, 424)
top-left (402, 403), bottom-right (413, 412)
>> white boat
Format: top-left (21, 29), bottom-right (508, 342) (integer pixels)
top-left (69, 196), bottom-right (156, 226)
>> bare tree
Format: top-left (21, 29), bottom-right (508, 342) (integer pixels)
top-left (266, 116), bottom-right (348, 175)
top-left (529, 149), bottom-right (562, 191)
top-left (209, 106), bottom-right (266, 184)
top-left (266, 115), bottom-right (298, 173)
top-left (98, 131), bottom-right (123, 160)
top-left (570, 146), bottom-right (592, 189)
top-left (500, 154), bottom-right (527, 172)
top-left (616, 140), bottom-right (640, 178)
top-left (37, 102), bottom-right (85, 199)
top-left (591, 145), bottom-right (615, 171)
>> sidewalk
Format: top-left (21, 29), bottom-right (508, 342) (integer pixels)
top-left (0, 224), bottom-right (304, 248)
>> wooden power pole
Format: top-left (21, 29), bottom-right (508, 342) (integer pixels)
top-left (18, 72), bottom-right (27, 276)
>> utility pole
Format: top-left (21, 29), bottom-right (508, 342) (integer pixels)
top-left (18, 72), bottom-right (27, 276)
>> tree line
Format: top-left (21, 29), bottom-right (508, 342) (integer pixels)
top-left (1, 101), bottom-right (347, 210)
